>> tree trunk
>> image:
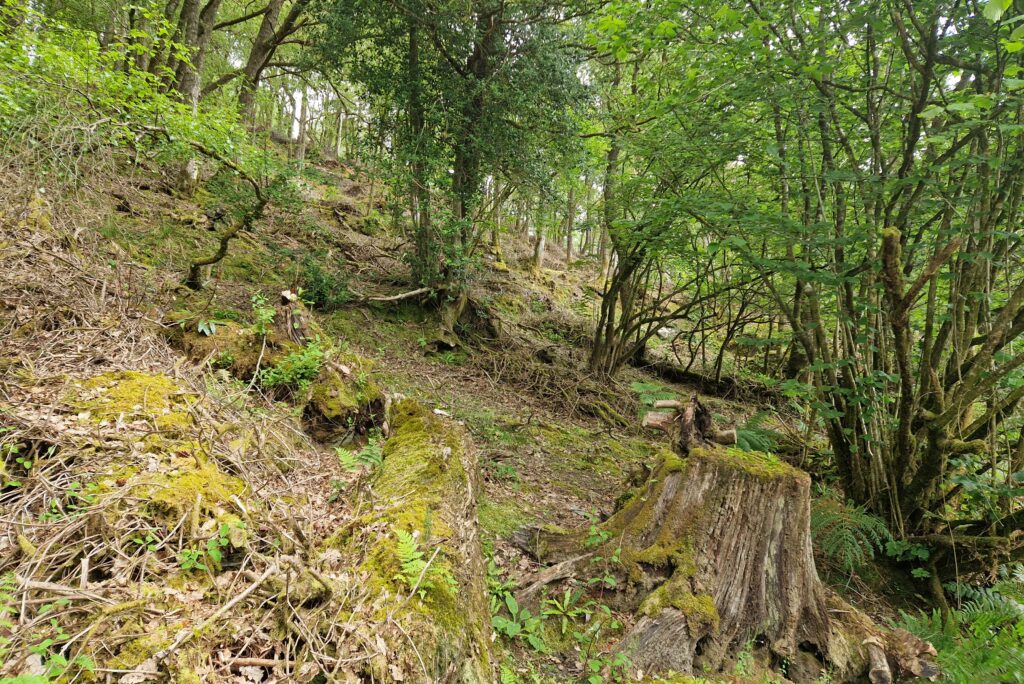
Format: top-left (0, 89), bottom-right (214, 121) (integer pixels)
top-left (531, 224), bottom-right (546, 276)
top-left (295, 86), bottom-right (308, 163)
top-left (173, 0), bottom-right (222, 194)
top-left (345, 399), bottom-right (494, 681)
top-left (564, 184), bottom-right (575, 267)
top-left (236, 0), bottom-right (308, 122)
top-left (516, 398), bottom-right (938, 683)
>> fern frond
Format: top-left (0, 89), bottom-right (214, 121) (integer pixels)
top-left (945, 581), bottom-right (1024, 622)
top-left (735, 410), bottom-right (782, 453)
top-left (811, 495), bottom-right (891, 573)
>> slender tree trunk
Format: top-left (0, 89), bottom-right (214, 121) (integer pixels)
top-left (407, 20), bottom-right (435, 287)
top-left (295, 86), bottom-right (308, 163)
top-left (532, 218), bottom-right (546, 276)
top-left (564, 184), bottom-right (575, 268)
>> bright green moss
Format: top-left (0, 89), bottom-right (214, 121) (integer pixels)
top-left (306, 352), bottom-right (382, 420)
top-left (691, 446), bottom-right (804, 481)
top-left (478, 495), bottom-right (529, 539)
top-left (639, 579), bottom-right (719, 632)
top-left (74, 371), bottom-right (195, 434)
top-left (106, 631), bottom-right (172, 670)
top-left (137, 457), bottom-right (245, 535)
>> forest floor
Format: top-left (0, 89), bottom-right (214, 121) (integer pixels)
top-left (0, 159), bottom-right (918, 683)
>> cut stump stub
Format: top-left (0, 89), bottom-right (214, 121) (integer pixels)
top-left (517, 446), bottom-right (935, 682)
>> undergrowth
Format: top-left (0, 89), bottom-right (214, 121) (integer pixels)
top-left (810, 486), bottom-right (892, 574)
top-left (897, 601), bottom-right (1024, 683)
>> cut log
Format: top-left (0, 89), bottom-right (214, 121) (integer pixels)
top-left (338, 399), bottom-right (494, 682)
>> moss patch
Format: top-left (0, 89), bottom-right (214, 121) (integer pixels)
top-left (73, 371), bottom-right (195, 434)
top-left (479, 494), bottom-right (530, 539)
top-left (308, 353), bottom-right (381, 419)
top-left (145, 458), bottom-right (245, 522)
top-left (639, 580), bottom-right (719, 632)
top-left (169, 318), bottom-right (264, 379)
top-left (692, 446), bottom-right (805, 482)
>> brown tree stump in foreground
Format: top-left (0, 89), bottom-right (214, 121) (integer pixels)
top-left (518, 398), bottom-right (937, 683)
top-left (608, 447), bottom-right (859, 678)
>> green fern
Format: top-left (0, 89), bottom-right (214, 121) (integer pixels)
top-left (630, 382), bottom-right (676, 413)
top-left (335, 435), bottom-right (384, 472)
top-left (895, 605), bottom-right (1024, 683)
top-left (735, 410), bottom-right (782, 453)
top-left (0, 572), bottom-right (15, 665)
top-left (395, 528), bottom-right (432, 594)
top-left (393, 528), bottom-right (455, 598)
top-left (945, 581), bottom-right (1024, 621)
top-left (811, 489), bottom-right (892, 573)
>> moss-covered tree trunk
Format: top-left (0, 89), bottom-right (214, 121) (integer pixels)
top-left (343, 399), bottom-right (494, 682)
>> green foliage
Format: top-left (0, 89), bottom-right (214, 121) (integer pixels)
top-left (335, 434), bottom-right (384, 472)
top-left (259, 341), bottom-right (325, 392)
top-left (250, 293), bottom-right (276, 336)
top-left (393, 528), bottom-right (454, 599)
top-left (542, 588), bottom-right (592, 636)
top-left (734, 640), bottom-right (755, 676)
top-left (896, 603), bottom-right (1024, 683)
top-left (0, 572), bottom-right (15, 668)
top-left (300, 257), bottom-right (352, 312)
top-left (0, 0), bottom-right (262, 189)
top-left (811, 488), bottom-right (892, 574)
top-left (491, 593), bottom-right (548, 653)
top-left (0, 572), bottom-right (95, 683)
top-left (735, 411), bottom-right (782, 453)
top-left (485, 559), bottom-right (548, 653)
top-left (177, 521), bottom-right (244, 572)
top-left (38, 481), bottom-right (99, 523)
top-left (177, 547), bottom-right (208, 572)
top-left (630, 382), bottom-right (674, 406)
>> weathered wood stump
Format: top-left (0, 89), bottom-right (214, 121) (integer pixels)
top-left (609, 447), bottom-right (854, 677)
top-left (517, 396), bottom-right (937, 682)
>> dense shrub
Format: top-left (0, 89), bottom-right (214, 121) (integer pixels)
top-left (300, 257), bottom-right (352, 312)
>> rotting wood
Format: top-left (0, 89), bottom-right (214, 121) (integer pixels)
top-left (513, 395), bottom-right (939, 683)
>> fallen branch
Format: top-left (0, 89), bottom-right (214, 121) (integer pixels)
top-left (515, 553), bottom-right (593, 606)
top-left (154, 564), bottom-right (278, 663)
top-left (347, 286), bottom-right (433, 304)
top-left (227, 657), bottom-right (296, 669)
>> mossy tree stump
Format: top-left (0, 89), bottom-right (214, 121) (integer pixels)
top-left (609, 448), bottom-right (856, 678)
top-left (167, 291), bottom-right (384, 440)
top-left (518, 398), bottom-right (937, 683)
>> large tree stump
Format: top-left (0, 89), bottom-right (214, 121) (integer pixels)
top-left (608, 447), bottom-right (856, 677)
top-left (517, 398), bottom-right (937, 682)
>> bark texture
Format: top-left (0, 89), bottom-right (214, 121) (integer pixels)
top-left (517, 399), bottom-right (938, 682)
